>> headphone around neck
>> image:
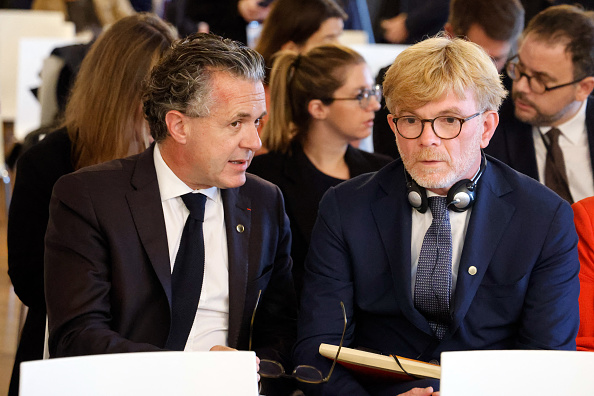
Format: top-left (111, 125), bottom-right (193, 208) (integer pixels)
top-left (406, 150), bottom-right (487, 213)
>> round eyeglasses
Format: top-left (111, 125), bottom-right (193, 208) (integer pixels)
top-left (249, 290), bottom-right (347, 384)
top-left (321, 84), bottom-right (382, 109)
top-left (391, 112), bottom-right (484, 140)
top-left (505, 56), bottom-right (587, 94)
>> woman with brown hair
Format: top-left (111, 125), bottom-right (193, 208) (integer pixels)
top-left (7, 13), bottom-right (177, 396)
top-left (255, 0), bottom-right (347, 76)
top-left (249, 44), bottom-right (391, 297)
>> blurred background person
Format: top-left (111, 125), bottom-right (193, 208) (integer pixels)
top-left (254, 0), bottom-right (347, 154)
top-left (444, 0), bottom-right (524, 72)
top-left (255, 0), bottom-right (346, 76)
top-left (249, 44), bottom-right (391, 297)
top-left (166, 0), bottom-right (272, 42)
top-left (6, 13), bottom-right (177, 396)
top-left (375, 0), bottom-right (449, 44)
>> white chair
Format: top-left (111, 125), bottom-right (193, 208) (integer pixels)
top-left (20, 351), bottom-right (260, 395)
top-left (14, 37), bottom-right (86, 140)
top-left (0, 10), bottom-right (75, 125)
top-left (440, 349), bottom-right (594, 396)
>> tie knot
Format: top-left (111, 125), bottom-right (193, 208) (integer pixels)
top-left (547, 128), bottom-right (561, 143)
top-left (428, 196), bottom-right (448, 220)
top-left (181, 193), bottom-right (207, 221)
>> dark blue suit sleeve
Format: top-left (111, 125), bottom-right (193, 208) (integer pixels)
top-left (294, 187), bottom-right (371, 396)
top-left (516, 200), bottom-right (580, 350)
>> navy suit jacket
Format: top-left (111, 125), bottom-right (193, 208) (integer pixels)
top-left (45, 145), bottom-right (297, 364)
top-left (485, 97), bottom-right (594, 183)
top-left (294, 156), bottom-right (580, 395)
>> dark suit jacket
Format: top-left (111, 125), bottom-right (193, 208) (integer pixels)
top-left (249, 142), bottom-right (391, 296)
top-left (485, 97), bottom-right (594, 183)
top-left (45, 145), bottom-right (297, 365)
top-left (294, 156), bottom-right (580, 395)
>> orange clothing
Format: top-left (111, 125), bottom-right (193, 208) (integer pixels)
top-left (573, 196), bottom-right (594, 351)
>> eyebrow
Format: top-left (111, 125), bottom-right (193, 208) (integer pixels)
top-left (517, 56), bottom-right (556, 81)
top-left (401, 107), bottom-right (467, 117)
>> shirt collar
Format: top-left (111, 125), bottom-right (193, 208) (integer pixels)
top-left (153, 143), bottom-right (219, 203)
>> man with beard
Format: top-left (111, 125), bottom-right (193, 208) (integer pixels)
top-left (486, 5), bottom-right (594, 204)
top-left (294, 36), bottom-right (579, 396)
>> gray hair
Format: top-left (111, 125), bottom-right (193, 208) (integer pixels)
top-left (143, 33), bottom-right (265, 142)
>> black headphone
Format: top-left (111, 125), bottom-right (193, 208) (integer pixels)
top-left (406, 150), bottom-right (487, 213)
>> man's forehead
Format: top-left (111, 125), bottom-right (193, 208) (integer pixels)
top-left (396, 89), bottom-right (475, 113)
top-left (518, 33), bottom-right (574, 75)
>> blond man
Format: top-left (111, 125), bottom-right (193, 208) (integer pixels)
top-left (295, 36), bottom-right (579, 395)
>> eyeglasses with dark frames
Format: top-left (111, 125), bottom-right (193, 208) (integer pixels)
top-left (505, 56), bottom-right (587, 94)
top-left (391, 112), bottom-right (484, 140)
top-left (249, 290), bottom-right (347, 384)
top-left (321, 84), bottom-right (382, 109)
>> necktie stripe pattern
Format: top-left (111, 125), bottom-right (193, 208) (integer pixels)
top-left (414, 196), bottom-right (452, 339)
top-left (165, 192), bottom-right (207, 350)
top-left (544, 128), bottom-right (573, 203)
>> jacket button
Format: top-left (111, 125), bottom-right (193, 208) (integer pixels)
top-left (236, 224), bottom-right (245, 233)
top-left (468, 266), bottom-right (477, 275)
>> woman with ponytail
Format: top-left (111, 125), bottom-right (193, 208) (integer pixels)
top-left (249, 44), bottom-right (391, 298)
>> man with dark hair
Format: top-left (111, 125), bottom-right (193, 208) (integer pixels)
top-left (374, 0), bottom-right (525, 158)
top-left (445, 0), bottom-right (524, 72)
top-left (486, 4), bottom-right (594, 204)
top-left (44, 33), bottom-right (296, 375)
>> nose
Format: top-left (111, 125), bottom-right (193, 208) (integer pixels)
top-left (417, 121), bottom-right (440, 146)
top-left (242, 123), bottom-right (262, 152)
top-left (514, 73), bottom-right (531, 93)
top-left (370, 96), bottom-right (382, 112)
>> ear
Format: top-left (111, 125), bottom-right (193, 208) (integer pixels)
top-left (576, 76), bottom-right (594, 101)
top-left (165, 110), bottom-right (188, 144)
top-left (281, 41), bottom-right (301, 52)
top-left (387, 113), bottom-right (399, 136)
top-left (479, 111), bottom-right (499, 148)
top-left (444, 23), bottom-right (454, 38)
top-left (308, 99), bottom-right (329, 120)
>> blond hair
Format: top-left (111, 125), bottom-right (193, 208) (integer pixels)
top-left (383, 36), bottom-right (507, 115)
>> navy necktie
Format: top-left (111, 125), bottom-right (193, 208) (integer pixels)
top-left (165, 192), bottom-right (207, 350)
top-left (414, 196), bottom-right (452, 339)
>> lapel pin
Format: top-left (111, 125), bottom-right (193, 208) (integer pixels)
top-left (236, 224), bottom-right (245, 233)
top-left (468, 266), bottom-right (477, 276)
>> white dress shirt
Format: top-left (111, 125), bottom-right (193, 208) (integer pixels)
top-left (410, 191), bottom-right (471, 298)
top-left (533, 99), bottom-right (594, 202)
top-left (153, 144), bottom-right (230, 351)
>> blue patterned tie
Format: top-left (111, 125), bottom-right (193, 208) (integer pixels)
top-left (414, 196), bottom-right (452, 339)
top-left (165, 192), bottom-right (207, 350)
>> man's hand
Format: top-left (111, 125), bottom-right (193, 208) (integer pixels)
top-left (381, 13), bottom-right (409, 43)
top-left (398, 387), bottom-right (439, 396)
top-left (238, 0), bottom-right (272, 22)
top-left (209, 345), bottom-right (261, 381)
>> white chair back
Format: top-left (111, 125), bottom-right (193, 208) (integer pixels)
top-left (440, 349), bottom-right (594, 396)
top-left (0, 10), bottom-right (75, 125)
top-left (21, 351), bottom-right (259, 395)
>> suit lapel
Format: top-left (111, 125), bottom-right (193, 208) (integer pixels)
top-left (506, 121), bottom-right (539, 180)
top-left (448, 161), bottom-right (514, 335)
top-left (126, 147), bottom-right (172, 306)
top-left (222, 187), bottom-right (252, 349)
top-left (371, 164), bottom-right (434, 335)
